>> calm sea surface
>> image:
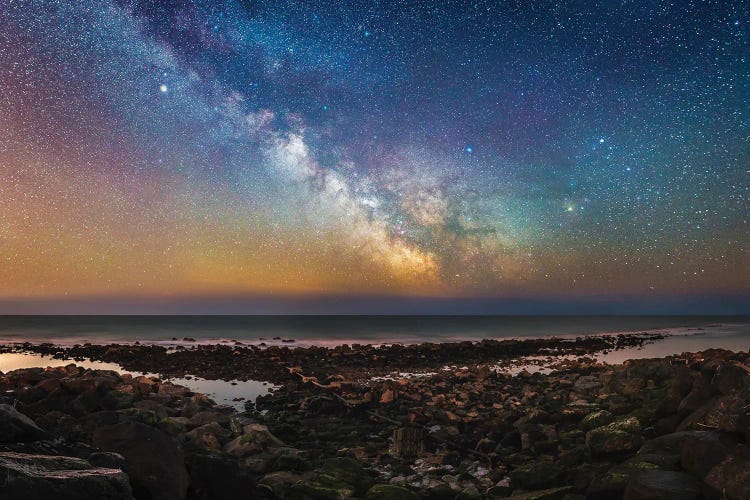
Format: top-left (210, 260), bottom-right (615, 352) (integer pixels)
top-left (0, 315), bottom-right (747, 347)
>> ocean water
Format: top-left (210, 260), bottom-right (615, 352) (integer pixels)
top-left (0, 315), bottom-right (747, 347)
top-left (0, 316), bottom-right (747, 408)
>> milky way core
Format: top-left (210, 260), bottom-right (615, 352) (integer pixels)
top-left (0, 1), bottom-right (747, 312)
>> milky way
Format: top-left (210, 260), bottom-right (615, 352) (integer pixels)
top-left (0, 1), bottom-right (748, 311)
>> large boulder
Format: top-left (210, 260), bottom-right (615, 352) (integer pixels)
top-left (0, 452), bottom-right (133, 499)
top-left (711, 363), bottom-right (750, 395)
top-left (580, 410), bottom-right (613, 431)
top-left (290, 457), bottom-right (374, 499)
top-left (623, 470), bottom-right (701, 500)
top-left (586, 460), bottom-right (661, 500)
top-left (365, 484), bottom-right (420, 500)
top-left (679, 431), bottom-right (736, 478)
top-left (0, 404), bottom-right (49, 442)
top-left (92, 421), bottom-right (189, 500)
top-left (585, 417), bottom-right (643, 457)
top-left (703, 445), bottom-right (750, 500)
top-left (184, 451), bottom-right (257, 499)
top-left (510, 461), bottom-right (566, 490)
top-left (224, 424), bottom-right (283, 458)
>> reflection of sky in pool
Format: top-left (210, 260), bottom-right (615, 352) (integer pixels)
top-left (0, 352), bottom-right (275, 410)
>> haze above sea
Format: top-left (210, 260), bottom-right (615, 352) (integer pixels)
top-left (0, 315), bottom-right (747, 349)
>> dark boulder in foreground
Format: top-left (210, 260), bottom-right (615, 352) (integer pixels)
top-left (624, 470), bottom-right (701, 500)
top-left (0, 404), bottom-right (49, 442)
top-left (92, 421), bottom-right (189, 500)
top-left (0, 452), bottom-right (133, 499)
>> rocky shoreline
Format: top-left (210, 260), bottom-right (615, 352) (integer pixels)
top-left (0, 335), bottom-right (748, 499)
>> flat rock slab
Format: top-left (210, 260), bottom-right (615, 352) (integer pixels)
top-left (0, 452), bottom-right (133, 500)
top-left (624, 470), bottom-right (701, 500)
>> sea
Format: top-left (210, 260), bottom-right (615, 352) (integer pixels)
top-left (0, 315), bottom-right (747, 408)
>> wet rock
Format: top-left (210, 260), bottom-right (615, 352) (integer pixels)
top-left (678, 390), bottom-right (748, 434)
top-left (0, 452), bottom-right (133, 499)
top-left (573, 375), bottom-right (602, 396)
top-left (87, 451), bottom-right (127, 470)
top-left (585, 417), bottom-right (643, 457)
top-left (365, 484), bottom-right (420, 499)
top-left (0, 404), bottom-right (49, 442)
top-left (623, 470), bottom-right (701, 500)
top-left (711, 363), bottom-right (750, 395)
top-left (185, 451), bottom-right (257, 500)
top-left (510, 461), bottom-right (566, 490)
top-left (586, 460), bottom-right (661, 499)
top-left (679, 430), bottom-right (736, 478)
top-left (580, 410), bottom-right (613, 431)
top-left (224, 424), bottom-right (283, 458)
top-left (290, 457), bottom-right (374, 499)
top-left (92, 421), bottom-right (189, 500)
top-left (185, 422), bottom-right (231, 451)
top-left (703, 445), bottom-right (750, 500)
top-left (158, 382), bottom-right (190, 399)
top-left (258, 470), bottom-right (309, 498)
top-left (678, 377), bottom-right (713, 414)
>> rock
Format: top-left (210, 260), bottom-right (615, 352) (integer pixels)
top-left (503, 486), bottom-right (575, 500)
top-left (678, 391), bottom-right (748, 434)
top-left (290, 457), bottom-right (374, 499)
top-left (185, 422), bottom-right (231, 451)
top-left (92, 422), bottom-right (189, 500)
top-left (185, 451), bottom-right (257, 499)
top-left (224, 424), bottom-right (283, 458)
top-left (623, 470), bottom-right (701, 500)
top-left (158, 382), bottom-right (190, 399)
top-left (258, 471), bottom-right (309, 498)
top-left (678, 377), bottom-right (713, 414)
top-left (188, 410), bottom-right (229, 428)
top-left (158, 416), bottom-right (189, 435)
top-left (573, 375), bottom-right (602, 395)
top-left (87, 452), bottom-right (127, 470)
top-left (510, 461), bottom-right (566, 490)
top-left (365, 484), bottom-right (420, 499)
top-left (634, 430), bottom-right (705, 467)
top-left (711, 363), bottom-right (749, 395)
top-left (585, 417), bottom-right (643, 457)
top-left (703, 445), bottom-right (750, 500)
top-left (586, 460), bottom-right (661, 499)
top-left (0, 451), bottom-right (133, 499)
top-left (0, 404), bottom-right (49, 442)
top-left (380, 389), bottom-right (395, 403)
top-left (679, 431), bottom-right (736, 478)
top-left (580, 410), bottom-right (613, 431)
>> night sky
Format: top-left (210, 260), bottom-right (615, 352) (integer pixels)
top-left (0, 1), bottom-right (748, 313)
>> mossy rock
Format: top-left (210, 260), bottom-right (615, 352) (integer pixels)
top-left (158, 417), bottom-right (186, 435)
top-left (580, 410), bottom-right (613, 431)
top-left (291, 457), bottom-right (373, 499)
top-left (587, 460), bottom-right (660, 498)
top-left (511, 461), bottom-right (566, 490)
top-left (117, 408), bottom-right (159, 426)
top-left (365, 484), bottom-right (419, 500)
top-left (585, 417), bottom-right (643, 457)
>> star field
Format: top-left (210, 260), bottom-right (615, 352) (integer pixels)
top-left (0, 0), bottom-right (748, 308)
